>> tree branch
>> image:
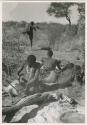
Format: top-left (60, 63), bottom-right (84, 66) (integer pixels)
top-left (65, 15), bottom-right (71, 26)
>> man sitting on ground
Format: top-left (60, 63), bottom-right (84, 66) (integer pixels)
top-left (18, 55), bottom-right (41, 95)
top-left (41, 49), bottom-right (61, 83)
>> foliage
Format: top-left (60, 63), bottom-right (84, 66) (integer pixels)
top-left (76, 3), bottom-right (85, 37)
top-left (47, 2), bottom-right (75, 25)
top-left (77, 3), bottom-right (85, 17)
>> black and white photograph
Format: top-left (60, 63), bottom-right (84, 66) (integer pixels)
top-left (2, 1), bottom-right (85, 123)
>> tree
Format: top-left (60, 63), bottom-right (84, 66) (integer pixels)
top-left (77, 3), bottom-right (85, 17)
top-left (76, 3), bottom-right (85, 37)
top-left (47, 2), bottom-right (75, 26)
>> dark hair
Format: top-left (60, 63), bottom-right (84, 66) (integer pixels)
top-left (30, 21), bottom-right (34, 25)
top-left (27, 55), bottom-right (36, 65)
top-left (47, 49), bottom-right (53, 57)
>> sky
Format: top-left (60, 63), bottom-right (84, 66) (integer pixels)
top-left (2, 2), bottom-right (80, 24)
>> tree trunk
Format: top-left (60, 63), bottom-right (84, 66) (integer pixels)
top-left (66, 15), bottom-right (71, 26)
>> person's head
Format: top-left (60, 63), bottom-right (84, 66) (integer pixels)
top-left (30, 21), bottom-right (34, 26)
top-left (47, 49), bottom-right (53, 57)
top-left (27, 55), bottom-right (36, 67)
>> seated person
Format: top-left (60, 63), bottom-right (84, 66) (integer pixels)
top-left (41, 49), bottom-right (61, 83)
top-left (18, 55), bottom-right (41, 95)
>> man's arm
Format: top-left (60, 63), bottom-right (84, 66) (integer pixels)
top-left (17, 61), bottom-right (27, 76)
top-left (27, 69), bottom-right (40, 84)
top-left (36, 26), bottom-right (40, 29)
top-left (25, 68), bottom-right (40, 95)
top-left (33, 26), bottom-right (37, 31)
top-left (33, 25), bottom-right (41, 31)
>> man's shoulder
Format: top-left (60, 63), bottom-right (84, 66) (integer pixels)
top-left (35, 62), bottom-right (41, 69)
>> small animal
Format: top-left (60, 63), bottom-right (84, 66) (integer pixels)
top-left (3, 80), bottom-right (19, 104)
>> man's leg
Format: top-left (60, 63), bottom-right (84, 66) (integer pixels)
top-left (31, 39), bottom-right (33, 48)
top-left (29, 35), bottom-right (33, 48)
top-left (25, 82), bottom-right (34, 95)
